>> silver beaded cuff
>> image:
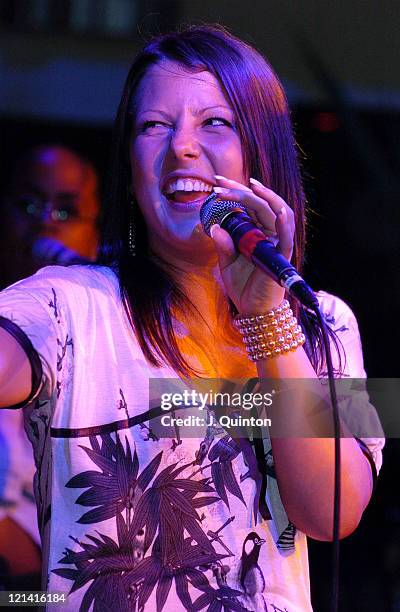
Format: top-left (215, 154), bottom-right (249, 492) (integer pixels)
top-left (234, 299), bottom-right (306, 361)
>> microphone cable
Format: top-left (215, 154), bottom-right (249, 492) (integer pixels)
top-left (310, 303), bottom-right (341, 612)
top-left (200, 193), bottom-right (343, 611)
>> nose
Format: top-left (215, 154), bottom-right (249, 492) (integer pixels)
top-left (169, 124), bottom-right (201, 159)
top-left (38, 204), bottom-right (56, 225)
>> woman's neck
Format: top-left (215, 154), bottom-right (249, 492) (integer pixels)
top-left (152, 246), bottom-right (228, 329)
top-left (148, 244), bottom-right (257, 377)
top-left (184, 268), bottom-right (230, 324)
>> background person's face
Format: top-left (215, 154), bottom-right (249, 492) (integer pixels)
top-left (9, 147), bottom-right (99, 259)
top-left (130, 61), bottom-right (246, 263)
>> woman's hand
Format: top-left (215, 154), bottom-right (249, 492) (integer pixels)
top-left (210, 175), bottom-right (295, 314)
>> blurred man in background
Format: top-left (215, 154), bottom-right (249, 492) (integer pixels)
top-left (0, 144), bottom-right (100, 589)
top-left (0, 144), bottom-right (100, 288)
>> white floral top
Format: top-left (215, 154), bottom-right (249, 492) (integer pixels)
top-left (0, 266), bottom-right (383, 612)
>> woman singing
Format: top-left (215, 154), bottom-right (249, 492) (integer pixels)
top-left (0, 25), bottom-right (383, 611)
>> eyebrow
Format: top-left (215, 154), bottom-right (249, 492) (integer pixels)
top-left (19, 184), bottom-right (43, 196)
top-left (136, 105), bottom-right (233, 118)
top-left (17, 185), bottom-right (79, 201)
top-left (196, 105), bottom-right (233, 115)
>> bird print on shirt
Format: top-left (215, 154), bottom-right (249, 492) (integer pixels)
top-left (238, 532), bottom-right (268, 611)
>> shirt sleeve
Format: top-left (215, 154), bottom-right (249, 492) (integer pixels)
top-left (318, 291), bottom-right (385, 476)
top-left (0, 409), bottom-right (40, 544)
top-left (0, 269), bottom-right (67, 405)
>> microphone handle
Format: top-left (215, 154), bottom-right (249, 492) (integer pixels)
top-left (221, 212), bottom-right (319, 309)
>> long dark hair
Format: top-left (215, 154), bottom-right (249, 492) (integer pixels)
top-left (98, 24), bottom-right (340, 376)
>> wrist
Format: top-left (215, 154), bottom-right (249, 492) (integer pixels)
top-left (237, 290), bottom-right (286, 316)
top-left (234, 299), bottom-right (306, 362)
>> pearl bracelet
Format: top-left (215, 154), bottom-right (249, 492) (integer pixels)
top-left (234, 299), bottom-right (306, 362)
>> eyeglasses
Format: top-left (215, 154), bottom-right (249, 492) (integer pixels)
top-left (14, 196), bottom-right (95, 223)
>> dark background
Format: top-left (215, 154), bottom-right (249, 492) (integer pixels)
top-left (1, 1), bottom-right (399, 610)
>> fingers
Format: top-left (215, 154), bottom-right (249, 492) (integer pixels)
top-left (248, 177), bottom-right (290, 215)
top-left (209, 224), bottom-right (238, 271)
top-left (214, 179), bottom-right (263, 231)
top-left (249, 178), bottom-right (294, 258)
top-left (275, 206), bottom-right (292, 259)
top-left (213, 175), bottom-right (295, 253)
top-left (214, 176), bottom-right (277, 230)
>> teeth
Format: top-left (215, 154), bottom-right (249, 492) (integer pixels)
top-left (165, 178), bottom-right (213, 194)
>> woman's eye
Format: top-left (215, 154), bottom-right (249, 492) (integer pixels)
top-left (140, 120), bottom-right (169, 132)
top-left (204, 117), bottom-right (233, 128)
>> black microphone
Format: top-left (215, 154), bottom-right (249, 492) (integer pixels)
top-left (32, 237), bottom-right (89, 265)
top-left (200, 193), bottom-right (318, 309)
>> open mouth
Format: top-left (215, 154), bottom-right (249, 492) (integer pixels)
top-left (163, 178), bottom-right (214, 205)
top-left (167, 191), bottom-right (211, 204)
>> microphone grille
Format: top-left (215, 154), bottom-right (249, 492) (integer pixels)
top-left (200, 193), bottom-right (247, 236)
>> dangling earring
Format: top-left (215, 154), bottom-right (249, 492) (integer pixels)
top-left (128, 197), bottom-right (136, 257)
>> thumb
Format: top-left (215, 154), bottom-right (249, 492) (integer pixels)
top-left (210, 224), bottom-right (237, 270)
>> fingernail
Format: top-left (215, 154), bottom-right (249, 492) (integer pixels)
top-left (214, 174), bottom-right (228, 180)
top-left (210, 224), bottom-right (219, 238)
top-left (213, 186), bottom-right (229, 194)
top-left (249, 177), bottom-right (263, 187)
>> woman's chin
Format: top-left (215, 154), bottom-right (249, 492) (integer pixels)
top-left (150, 224), bottom-right (217, 267)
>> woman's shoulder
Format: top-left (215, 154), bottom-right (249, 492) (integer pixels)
top-left (316, 290), bottom-right (359, 333)
top-left (35, 263), bottom-right (117, 282)
top-left (5, 264), bottom-right (118, 294)
top-left (0, 265), bottom-right (121, 318)
top-left (316, 290), bottom-right (366, 378)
